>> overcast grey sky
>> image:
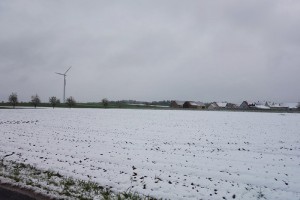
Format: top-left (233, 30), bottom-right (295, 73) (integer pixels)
top-left (0, 0), bottom-right (299, 103)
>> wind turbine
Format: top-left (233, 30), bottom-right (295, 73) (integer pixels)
top-left (55, 66), bottom-right (72, 103)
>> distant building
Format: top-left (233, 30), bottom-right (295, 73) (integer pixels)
top-left (217, 102), bottom-right (227, 108)
top-left (183, 101), bottom-right (206, 109)
top-left (265, 102), bottom-right (289, 110)
top-left (170, 101), bottom-right (185, 108)
top-left (240, 101), bottom-right (270, 110)
top-left (254, 104), bottom-right (270, 110)
top-left (225, 103), bottom-right (238, 109)
top-left (239, 101), bottom-right (255, 109)
top-left (196, 101), bottom-right (206, 109)
top-left (208, 102), bottom-right (238, 110)
top-left (208, 102), bottom-right (218, 110)
top-left (240, 101), bottom-right (249, 109)
top-left (266, 102), bottom-right (299, 111)
top-left (283, 103), bottom-right (299, 110)
top-left (207, 102), bottom-right (228, 110)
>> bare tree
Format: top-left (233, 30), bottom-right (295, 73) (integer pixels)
top-left (66, 96), bottom-right (76, 108)
top-left (102, 98), bottom-right (109, 108)
top-left (31, 94), bottom-right (41, 108)
top-left (8, 93), bottom-right (18, 108)
top-left (49, 96), bottom-right (60, 109)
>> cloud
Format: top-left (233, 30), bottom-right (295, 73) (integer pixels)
top-left (0, 0), bottom-right (299, 103)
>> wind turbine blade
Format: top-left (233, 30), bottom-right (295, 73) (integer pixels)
top-left (55, 72), bottom-right (64, 75)
top-left (64, 66), bottom-right (72, 74)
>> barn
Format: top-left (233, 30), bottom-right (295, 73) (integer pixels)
top-left (183, 101), bottom-right (206, 109)
top-left (170, 101), bottom-right (185, 108)
top-left (239, 101), bottom-right (255, 109)
top-left (216, 102), bottom-right (227, 108)
top-left (208, 102), bottom-right (218, 110)
top-left (226, 103), bottom-right (238, 109)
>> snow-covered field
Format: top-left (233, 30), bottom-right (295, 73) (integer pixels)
top-left (0, 108), bottom-right (300, 199)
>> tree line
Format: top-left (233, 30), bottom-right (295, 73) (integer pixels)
top-left (7, 93), bottom-right (76, 109)
top-left (6, 93), bottom-right (110, 109)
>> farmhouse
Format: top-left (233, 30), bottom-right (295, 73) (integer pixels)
top-left (170, 101), bottom-right (185, 108)
top-left (208, 102), bottom-right (218, 110)
top-left (266, 102), bottom-right (299, 111)
top-left (183, 101), bottom-right (206, 109)
top-left (208, 102), bottom-right (227, 110)
top-left (226, 103), bottom-right (238, 109)
top-left (254, 103), bottom-right (270, 110)
top-left (239, 101), bottom-right (256, 109)
top-left (208, 102), bottom-right (239, 110)
top-left (283, 103), bottom-right (299, 110)
top-left (217, 102), bottom-right (227, 108)
top-left (240, 101), bottom-right (271, 110)
top-left (267, 103), bottom-right (288, 111)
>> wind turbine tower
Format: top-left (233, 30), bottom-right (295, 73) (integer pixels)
top-left (55, 66), bottom-right (72, 103)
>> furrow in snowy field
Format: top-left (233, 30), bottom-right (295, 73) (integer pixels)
top-left (0, 109), bottom-right (300, 199)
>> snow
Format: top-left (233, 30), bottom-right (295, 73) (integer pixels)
top-left (254, 105), bottom-right (270, 109)
top-left (270, 103), bottom-right (287, 108)
top-left (0, 108), bottom-right (300, 199)
top-left (282, 103), bottom-right (299, 109)
top-left (189, 102), bottom-right (198, 106)
top-left (216, 103), bottom-right (227, 108)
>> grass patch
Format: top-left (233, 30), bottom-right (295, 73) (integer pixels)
top-left (0, 159), bottom-right (158, 200)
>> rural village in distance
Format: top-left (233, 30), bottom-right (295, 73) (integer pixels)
top-left (1, 93), bottom-right (300, 112)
